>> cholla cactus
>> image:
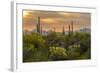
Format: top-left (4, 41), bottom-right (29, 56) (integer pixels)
top-left (49, 46), bottom-right (68, 60)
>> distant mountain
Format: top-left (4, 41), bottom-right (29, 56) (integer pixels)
top-left (74, 28), bottom-right (91, 33)
top-left (79, 28), bottom-right (91, 33)
top-left (31, 29), bottom-right (37, 33)
top-left (23, 27), bottom-right (91, 36)
top-left (31, 29), bottom-right (49, 35)
top-left (23, 30), bottom-right (31, 35)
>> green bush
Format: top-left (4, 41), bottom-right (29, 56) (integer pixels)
top-left (67, 44), bottom-right (81, 59)
top-left (49, 46), bottom-right (68, 60)
top-left (23, 44), bottom-right (35, 62)
top-left (23, 31), bottom-right (91, 62)
top-left (45, 32), bottom-right (65, 48)
top-left (78, 48), bottom-right (91, 59)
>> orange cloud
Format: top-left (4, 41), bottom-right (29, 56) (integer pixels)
top-left (41, 18), bottom-right (56, 23)
top-left (57, 12), bottom-right (80, 18)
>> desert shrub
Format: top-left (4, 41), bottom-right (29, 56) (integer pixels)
top-left (23, 44), bottom-right (35, 62)
top-left (49, 46), bottom-right (68, 60)
top-left (45, 32), bottom-right (65, 48)
top-left (78, 48), bottom-right (91, 59)
top-left (67, 44), bottom-right (81, 59)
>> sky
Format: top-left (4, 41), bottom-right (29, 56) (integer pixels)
top-left (23, 10), bottom-right (91, 32)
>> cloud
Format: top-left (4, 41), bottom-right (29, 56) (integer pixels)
top-left (23, 10), bottom-right (91, 32)
top-left (41, 18), bottom-right (56, 23)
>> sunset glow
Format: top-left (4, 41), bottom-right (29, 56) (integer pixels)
top-left (23, 11), bottom-right (30, 17)
top-left (42, 18), bottom-right (56, 23)
top-left (23, 10), bottom-right (91, 32)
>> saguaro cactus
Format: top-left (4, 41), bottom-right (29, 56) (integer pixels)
top-left (53, 27), bottom-right (56, 32)
top-left (40, 27), bottom-right (42, 34)
top-left (71, 21), bottom-right (73, 33)
top-left (37, 17), bottom-right (41, 33)
top-left (68, 24), bottom-right (71, 36)
top-left (62, 26), bottom-right (65, 35)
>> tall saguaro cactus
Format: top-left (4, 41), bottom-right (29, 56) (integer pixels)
top-left (40, 27), bottom-right (42, 34)
top-left (71, 21), bottom-right (73, 33)
top-left (62, 26), bottom-right (65, 35)
top-left (37, 17), bottom-right (41, 33)
top-left (68, 24), bottom-right (71, 36)
top-left (53, 27), bottom-right (56, 32)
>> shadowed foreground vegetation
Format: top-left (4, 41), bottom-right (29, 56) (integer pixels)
top-left (23, 32), bottom-right (91, 62)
